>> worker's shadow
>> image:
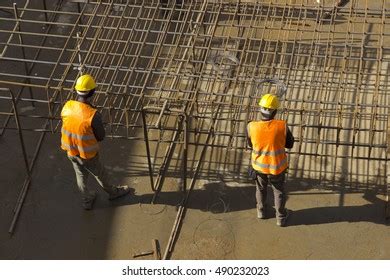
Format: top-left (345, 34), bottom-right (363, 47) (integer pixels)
top-left (286, 188), bottom-right (389, 227)
top-left (104, 163), bottom-right (389, 226)
top-left (134, 179), bottom-right (389, 226)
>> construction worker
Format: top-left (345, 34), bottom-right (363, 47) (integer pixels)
top-left (61, 74), bottom-right (130, 210)
top-left (247, 94), bottom-right (294, 227)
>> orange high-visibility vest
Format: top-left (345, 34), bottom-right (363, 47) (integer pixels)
top-left (61, 100), bottom-right (99, 159)
top-left (248, 120), bottom-right (288, 175)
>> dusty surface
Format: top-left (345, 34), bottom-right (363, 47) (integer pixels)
top-left (0, 128), bottom-right (388, 259)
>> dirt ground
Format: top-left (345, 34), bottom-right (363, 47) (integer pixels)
top-left (0, 128), bottom-right (388, 260)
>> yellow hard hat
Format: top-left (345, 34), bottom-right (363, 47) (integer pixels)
top-left (258, 93), bottom-right (279, 110)
top-left (75, 74), bottom-right (96, 92)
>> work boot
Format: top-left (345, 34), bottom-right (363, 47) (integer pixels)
top-left (109, 185), bottom-right (131, 200)
top-left (276, 209), bottom-right (291, 227)
top-left (83, 193), bottom-right (97, 210)
top-left (257, 208), bottom-right (266, 219)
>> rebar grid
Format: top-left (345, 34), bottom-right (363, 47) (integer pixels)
top-left (1, 0), bottom-right (389, 189)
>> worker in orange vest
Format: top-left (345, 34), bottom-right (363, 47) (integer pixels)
top-left (61, 74), bottom-right (130, 210)
top-left (247, 94), bottom-right (294, 227)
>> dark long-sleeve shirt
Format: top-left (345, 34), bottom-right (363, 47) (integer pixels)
top-left (285, 128), bottom-right (294, 149)
top-left (91, 111), bottom-right (105, 142)
top-left (78, 97), bottom-right (105, 142)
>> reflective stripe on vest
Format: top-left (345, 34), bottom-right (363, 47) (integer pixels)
top-left (61, 128), bottom-right (96, 141)
top-left (251, 148), bottom-right (285, 157)
top-left (61, 142), bottom-right (99, 153)
top-left (248, 120), bottom-right (288, 175)
top-left (251, 157), bottom-right (288, 171)
top-left (61, 100), bottom-right (99, 159)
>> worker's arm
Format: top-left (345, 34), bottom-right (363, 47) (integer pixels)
top-left (91, 112), bottom-right (105, 142)
top-left (247, 136), bottom-right (253, 149)
top-left (247, 122), bottom-right (252, 148)
top-left (285, 126), bottom-right (294, 149)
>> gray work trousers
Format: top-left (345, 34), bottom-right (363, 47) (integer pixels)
top-left (68, 154), bottom-right (115, 202)
top-left (255, 170), bottom-right (287, 220)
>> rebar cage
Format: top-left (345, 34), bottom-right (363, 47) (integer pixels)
top-left (1, 0), bottom-right (389, 191)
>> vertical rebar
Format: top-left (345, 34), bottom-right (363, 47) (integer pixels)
top-left (0, 88), bottom-right (30, 177)
top-left (142, 109), bottom-right (156, 192)
top-left (12, 3), bottom-right (34, 107)
top-left (42, 0), bottom-right (48, 23)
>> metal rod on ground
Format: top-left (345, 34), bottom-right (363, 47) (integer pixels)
top-left (133, 251), bottom-right (154, 258)
top-left (132, 239), bottom-right (161, 259)
top-left (152, 239), bottom-right (161, 260)
top-left (163, 206), bottom-right (184, 260)
top-left (141, 109), bottom-right (156, 192)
